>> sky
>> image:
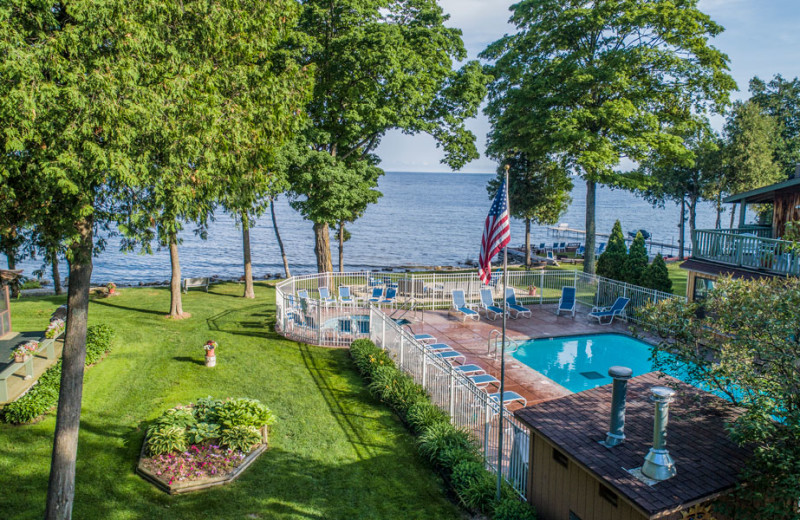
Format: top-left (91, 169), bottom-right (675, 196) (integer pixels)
top-left (375, 0), bottom-right (800, 174)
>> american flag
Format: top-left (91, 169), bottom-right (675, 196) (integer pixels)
top-left (479, 179), bottom-right (511, 285)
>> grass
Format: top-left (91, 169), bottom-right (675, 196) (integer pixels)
top-left (0, 283), bottom-right (462, 520)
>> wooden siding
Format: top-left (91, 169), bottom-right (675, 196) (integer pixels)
top-left (772, 191), bottom-right (800, 239)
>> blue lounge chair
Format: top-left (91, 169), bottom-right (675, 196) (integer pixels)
top-left (469, 373), bottom-right (499, 388)
top-left (435, 350), bottom-right (465, 364)
top-left (414, 333), bottom-right (436, 343)
top-left (454, 364), bottom-right (485, 375)
top-left (556, 287), bottom-right (576, 317)
top-left (488, 391), bottom-right (527, 407)
top-left (451, 289), bottom-right (479, 322)
top-left (575, 245), bottom-right (585, 257)
top-left (558, 242), bottom-right (567, 252)
top-left (317, 287), bottom-right (336, 305)
top-left (538, 242), bottom-right (546, 253)
top-left (479, 289), bottom-right (507, 321)
top-left (338, 286), bottom-right (355, 305)
top-left (426, 343), bottom-right (454, 352)
top-left (297, 289), bottom-right (309, 300)
top-left (595, 242), bottom-right (606, 255)
top-left (505, 288), bottom-right (531, 319)
top-left (589, 297), bottom-right (630, 324)
top-left (368, 287), bottom-right (383, 303)
top-left (380, 287), bottom-right (397, 307)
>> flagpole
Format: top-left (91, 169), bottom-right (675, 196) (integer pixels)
top-left (496, 164), bottom-right (509, 501)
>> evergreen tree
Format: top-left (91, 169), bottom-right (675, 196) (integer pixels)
top-left (622, 232), bottom-right (649, 285)
top-left (642, 254), bottom-right (672, 293)
top-left (595, 221), bottom-right (627, 281)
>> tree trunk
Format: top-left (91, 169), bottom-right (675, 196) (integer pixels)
top-left (729, 204), bottom-right (737, 230)
top-left (241, 214), bottom-right (255, 299)
top-left (689, 195), bottom-right (698, 255)
top-left (270, 198), bottom-right (291, 279)
top-left (52, 255), bottom-right (63, 295)
top-left (524, 218), bottom-right (531, 267)
top-left (715, 191), bottom-right (722, 229)
top-left (6, 245), bottom-right (18, 298)
top-left (583, 179), bottom-right (597, 274)
top-left (678, 198), bottom-right (686, 260)
top-left (45, 217), bottom-right (93, 520)
top-left (168, 234), bottom-right (188, 319)
top-left (338, 223), bottom-right (344, 273)
top-left (313, 222), bottom-right (333, 273)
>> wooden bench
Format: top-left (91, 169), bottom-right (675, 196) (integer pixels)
top-left (182, 277), bottom-right (209, 293)
top-left (0, 337), bottom-right (58, 402)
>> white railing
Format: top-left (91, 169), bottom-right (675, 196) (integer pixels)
top-left (369, 307), bottom-right (529, 499)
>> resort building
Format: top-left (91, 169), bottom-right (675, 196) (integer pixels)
top-left (684, 170), bottom-right (800, 301)
top-left (515, 373), bottom-right (749, 520)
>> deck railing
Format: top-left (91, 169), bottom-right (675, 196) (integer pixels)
top-left (692, 229), bottom-right (800, 275)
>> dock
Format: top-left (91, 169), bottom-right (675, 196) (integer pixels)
top-left (544, 224), bottom-right (690, 258)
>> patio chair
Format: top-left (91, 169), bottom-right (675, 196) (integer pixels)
top-left (556, 287), bottom-right (576, 317)
top-left (454, 364), bottom-right (485, 375)
top-left (538, 243), bottom-right (546, 253)
top-left (297, 289), bottom-right (309, 300)
top-left (380, 287), bottom-right (397, 307)
top-left (546, 251), bottom-right (559, 266)
top-left (451, 289), bottom-right (480, 322)
top-left (469, 373), bottom-right (499, 388)
top-left (595, 242), bottom-right (606, 255)
top-left (479, 288), bottom-right (507, 321)
top-left (367, 287), bottom-right (383, 303)
top-left (558, 242), bottom-right (567, 252)
top-left (589, 297), bottom-right (630, 325)
top-left (426, 343), bottom-right (454, 352)
top-left (575, 245), bottom-right (585, 258)
top-left (488, 391), bottom-right (527, 407)
top-left (414, 333), bottom-right (436, 343)
top-left (434, 350), bottom-right (466, 364)
top-left (551, 242), bottom-right (559, 252)
top-left (317, 287), bottom-right (336, 306)
top-left (338, 286), bottom-right (355, 305)
top-left (505, 288), bottom-right (531, 319)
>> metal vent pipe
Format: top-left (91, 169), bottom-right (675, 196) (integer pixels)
top-left (604, 366), bottom-right (633, 447)
top-left (642, 386), bottom-right (677, 481)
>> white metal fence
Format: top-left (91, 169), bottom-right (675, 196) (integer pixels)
top-left (369, 307), bottom-right (530, 499)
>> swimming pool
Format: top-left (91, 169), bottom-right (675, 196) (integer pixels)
top-left (512, 333), bottom-right (659, 393)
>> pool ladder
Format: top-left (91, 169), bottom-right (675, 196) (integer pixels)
top-left (390, 297), bottom-right (423, 325)
top-left (487, 329), bottom-right (521, 359)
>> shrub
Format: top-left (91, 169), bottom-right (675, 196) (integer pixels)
top-left (417, 421), bottom-right (475, 468)
top-left (451, 459), bottom-right (496, 513)
top-left (641, 253), bottom-right (672, 293)
top-left (406, 400), bottom-right (450, 434)
top-left (596, 220), bottom-right (628, 281)
top-left (187, 422), bottom-right (221, 445)
top-left (621, 231), bottom-right (648, 285)
top-left (493, 497), bottom-right (537, 520)
top-left (85, 324), bottom-right (115, 365)
top-left (153, 407), bottom-right (197, 429)
top-left (147, 426), bottom-right (189, 455)
top-left (216, 398), bottom-right (275, 429)
top-left (194, 396), bottom-right (224, 423)
top-left (438, 445), bottom-right (481, 472)
top-left (368, 365), bottom-right (425, 413)
top-left (350, 338), bottom-right (394, 378)
top-left (220, 425), bottom-right (262, 453)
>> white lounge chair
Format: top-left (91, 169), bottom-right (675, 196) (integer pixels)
top-left (489, 391), bottom-right (527, 407)
top-left (589, 297), bottom-right (630, 324)
top-left (338, 286), bottom-right (355, 305)
top-left (317, 287), bottom-right (336, 306)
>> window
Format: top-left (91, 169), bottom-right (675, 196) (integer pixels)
top-left (552, 448), bottom-right (568, 468)
top-left (693, 276), bottom-right (715, 302)
top-left (599, 483), bottom-right (618, 507)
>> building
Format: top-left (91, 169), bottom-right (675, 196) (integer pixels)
top-left (515, 372), bottom-right (750, 520)
top-left (0, 269), bottom-right (21, 338)
top-left (684, 173), bottom-right (800, 301)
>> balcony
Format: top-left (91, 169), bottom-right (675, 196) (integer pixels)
top-left (692, 229), bottom-right (800, 276)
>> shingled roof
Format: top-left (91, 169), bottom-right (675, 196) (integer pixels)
top-left (515, 372), bottom-right (751, 518)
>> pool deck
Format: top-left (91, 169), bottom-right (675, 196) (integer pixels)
top-left (409, 305), bottom-right (633, 410)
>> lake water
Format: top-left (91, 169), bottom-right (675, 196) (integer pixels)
top-left (7, 171), bottom-right (718, 285)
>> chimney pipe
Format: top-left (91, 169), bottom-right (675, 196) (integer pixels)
top-left (604, 366), bottom-right (633, 447)
top-left (641, 386), bottom-right (677, 481)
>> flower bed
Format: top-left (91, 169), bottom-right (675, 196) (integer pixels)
top-left (136, 397), bottom-right (275, 494)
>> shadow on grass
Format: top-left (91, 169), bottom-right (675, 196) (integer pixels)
top-left (172, 356), bottom-right (205, 366)
top-left (206, 305), bottom-right (274, 340)
top-left (91, 298), bottom-right (166, 316)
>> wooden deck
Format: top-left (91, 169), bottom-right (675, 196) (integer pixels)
top-left (409, 306), bottom-right (632, 410)
top-left (0, 331), bottom-right (64, 405)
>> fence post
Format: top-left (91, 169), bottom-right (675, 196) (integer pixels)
top-left (449, 367), bottom-right (455, 417)
top-left (317, 302), bottom-right (322, 345)
top-left (484, 399), bottom-right (492, 461)
top-left (381, 316), bottom-right (386, 349)
top-left (539, 270), bottom-right (544, 305)
top-left (422, 355), bottom-right (427, 388)
top-left (399, 334), bottom-right (404, 368)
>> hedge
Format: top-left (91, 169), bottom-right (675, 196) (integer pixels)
top-left (349, 339), bottom-right (536, 520)
top-left (3, 324), bottom-right (116, 424)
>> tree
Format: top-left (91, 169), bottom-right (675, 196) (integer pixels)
top-left (595, 221), bottom-right (627, 281)
top-left (641, 253), bottom-right (672, 293)
top-left (336, 223), bottom-right (352, 272)
top-left (621, 232), bottom-right (648, 285)
top-left (486, 153), bottom-right (572, 266)
top-left (722, 100), bottom-right (783, 227)
top-left (270, 196), bottom-right (292, 279)
top-left (481, 0), bottom-right (736, 274)
top-left (750, 75), bottom-right (800, 177)
top-left (287, 0), bottom-right (489, 272)
top-left (641, 276), bottom-right (800, 518)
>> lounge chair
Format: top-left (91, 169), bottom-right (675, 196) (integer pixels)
top-left (575, 245), bottom-right (585, 257)
top-left (317, 287), bottom-right (336, 305)
top-left (556, 287), bottom-right (576, 317)
top-left (367, 287), bottom-right (383, 303)
top-left (435, 350), bottom-right (465, 364)
top-left (469, 373), bottom-right (499, 388)
top-left (426, 343), bottom-right (454, 352)
top-left (297, 289), bottom-right (309, 300)
top-left (488, 391), bottom-right (527, 407)
top-left (479, 289), bottom-right (507, 321)
top-left (414, 333), bottom-right (436, 343)
top-left (551, 242), bottom-right (559, 252)
top-left (451, 290), bottom-right (480, 322)
top-left (538, 242), bottom-right (546, 253)
top-left (505, 288), bottom-right (531, 319)
top-left (558, 242), bottom-right (567, 252)
top-left (338, 286), bottom-right (355, 305)
top-left (454, 364), bottom-right (485, 375)
top-left (380, 287), bottom-right (397, 307)
top-left (589, 297), bottom-right (630, 324)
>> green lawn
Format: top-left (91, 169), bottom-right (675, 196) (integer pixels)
top-left (0, 283), bottom-right (462, 520)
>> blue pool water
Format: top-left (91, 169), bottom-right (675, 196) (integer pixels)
top-left (512, 333), bottom-right (660, 394)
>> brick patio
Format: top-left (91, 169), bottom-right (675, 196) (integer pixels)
top-left (408, 305), bottom-right (632, 409)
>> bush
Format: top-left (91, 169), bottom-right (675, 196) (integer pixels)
top-left (187, 422), bottom-right (221, 445)
top-left (368, 365), bottom-right (425, 413)
top-left (641, 253), bottom-right (672, 293)
top-left (452, 459), bottom-right (496, 513)
top-left (493, 497), bottom-right (537, 520)
top-left (3, 324), bottom-right (116, 424)
top-left (154, 407), bottom-right (197, 429)
top-left (194, 396), bottom-right (224, 423)
top-left (216, 398), bottom-right (275, 429)
top-left (147, 425), bottom-right (189, 455)
top-left (621, 232), bottom-right (648, 285)
top-left (350, 338), bottom-right (394, 378)
top-left (220, 425), bottom-right (262, 453)
top-left (596, 220), bottom-right (627, 281)
top-left (417, 421), bottom-right (475, 467)
top-left (406, 400), bottom-right (450, 434)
